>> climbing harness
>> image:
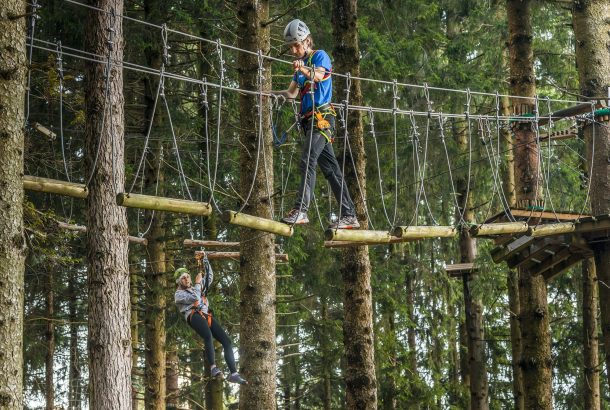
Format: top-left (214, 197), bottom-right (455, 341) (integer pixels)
top-left (188, 253), bottom-right (213, 327)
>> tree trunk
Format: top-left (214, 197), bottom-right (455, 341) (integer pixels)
top-left (143, 146), bottom-right (167, 410)
top-left (405, 270), bottom-right (420, 410)
top-left (507, 1), bottom-right (552, 408)
top-left (455, 117), bottom-right (489, 410)
top-left (572, 0), bottom-right (610, 398)
top-left (0, 0), bottom-right (27, 407)
top-left (45, 271), bottom-right (55, 410)
top-left (141, 1), bottom-right (167, 405)
top-left (502, 85), bottom-right (523, 410)
top-left (68, 273), bottom-right (82, 410)
top-left (381, 310), bottom-right (397, 410)
top-left (189, 348), bottom-right (205, 409)
top-left (236, 1), bottom-right (276, 408)
top-left (130, 258), bottom-right (140, 410)
top-left (165, 349), bottom-right (179, 409)
top-left (204, 341), bottom-right (224, 410)
top-left (84, 0), bottom-right (131, 407)
top-left (582, 258), bottom-right (600, 409)
top-left (332, 1), bottom-right (377, 408)
top-left (507, 269), bottom-right (524, 409)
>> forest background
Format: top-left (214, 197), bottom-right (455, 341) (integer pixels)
top-left (2, 0), bottom-right (609, 409)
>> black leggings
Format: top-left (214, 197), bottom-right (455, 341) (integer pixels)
top-left (188, 313), bottom-right (237, 373)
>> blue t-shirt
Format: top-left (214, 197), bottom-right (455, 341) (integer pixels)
top-left (293, 50), bottom-right (332, 115)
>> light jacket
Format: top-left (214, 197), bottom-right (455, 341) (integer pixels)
top-left (174, 258), bottom-right (213, 321)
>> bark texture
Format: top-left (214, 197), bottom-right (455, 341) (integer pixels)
top-left (84, 0), bottom-right (131, 408)
top-left (507, 1), bottom-right (552, 408)
top-left (236, 1), bottom-right (276, 408)
top-left (0, 0), bottom-right (27, 408)
top-left (572, 0), bottom-right (610, 398)
top-left (332, 0), bottom-right (377, 408)
top-left (582, 258), bottom-right (600, 409)
top-left (45, 272), bottom-right (55, 410)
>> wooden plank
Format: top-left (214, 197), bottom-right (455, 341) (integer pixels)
top-left (445, 263), bottom-right (477, 277)
top-left (509, 209), bottom-right (584, 221)
top-left (117, 192), bottom-right (212, 216)
top-left (483, 208), bottom-right (588, 224)
top-left (222, 210), bottom-right (293, 237)
top-left (531, 247), bottom-right (573, 276)
top-left (542, 254), bottom-right (583, 281)
top-left (575, 215), bottom-right (610, 236)
top-left (392, 225), bottom-right (456, 239)
top-left (24, 175), bottom-right (88, 199)
top-left (491, 235), bottom-right (534, 263)
top-left (507, 239), bottom-right (561, 269)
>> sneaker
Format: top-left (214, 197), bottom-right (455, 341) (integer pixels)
top-left (227, 372), bottom-right (248, 385)
top-left (281, 208), bottom-right (309, 225)
top-left (328, 215), bottom-right (360, 229)
top-left (210, 366), bottom-right (223, 379)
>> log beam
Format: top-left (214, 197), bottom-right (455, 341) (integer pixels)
top-left (471, 222), bottom-right (529, 236)
top-left (392, 225), bottom-right (456, 239)
top-left (57, 222), bottom-right (147, 245)
top-left (116, 192), bottom-right (212, 216)
top-left (537, 102), bottom-right (601, 126)
top-left (194, 250), bottom-right (289, 263)
top-left (23, 175), bottom-right (88, 199)
top-left (528, 222), bottom-right (575, 237)
top-left (221, 210), bottom-right (293, 237)
top-left (324, 229), bottom-right (402, 243)
top-left (184, 239), bottom-right (240, 248)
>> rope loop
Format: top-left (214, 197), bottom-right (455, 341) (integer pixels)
top-left (368, 107), bottom-right (375, 135)
top-left (408, 110), bottom-right (419, 142)
top-left (31, 0), bottom-right (41, 20)
top-left (161, 23), bottom-right (170, 65)
top-left (106, 8), bottom-right (116, 51)
top-left (392, 79), bottom-right (399, 115)
top-left (464, 87), bottom-right (471, 119)
top-left (215, 39), bottom-right (225, 75)
top-left (55, 41), bottom-right (64, 81)
top-left (199, 77), bottom-right (208, 110)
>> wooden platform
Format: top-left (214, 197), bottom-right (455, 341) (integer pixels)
top-left (488, 215), bottom-right (610, 281)
top-left (445, 262), bottom-right (477, 278)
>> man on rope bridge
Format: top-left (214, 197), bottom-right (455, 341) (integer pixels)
top-left (272, 19), bottom-right (360, 230)
top-left (174, 252), bottom-right (247, 385)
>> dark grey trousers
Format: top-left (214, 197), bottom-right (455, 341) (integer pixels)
top-left (294, 115), bottom-right (355, 217)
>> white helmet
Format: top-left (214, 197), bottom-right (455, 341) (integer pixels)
top-left (284, 19), bottom-right (310, 44)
